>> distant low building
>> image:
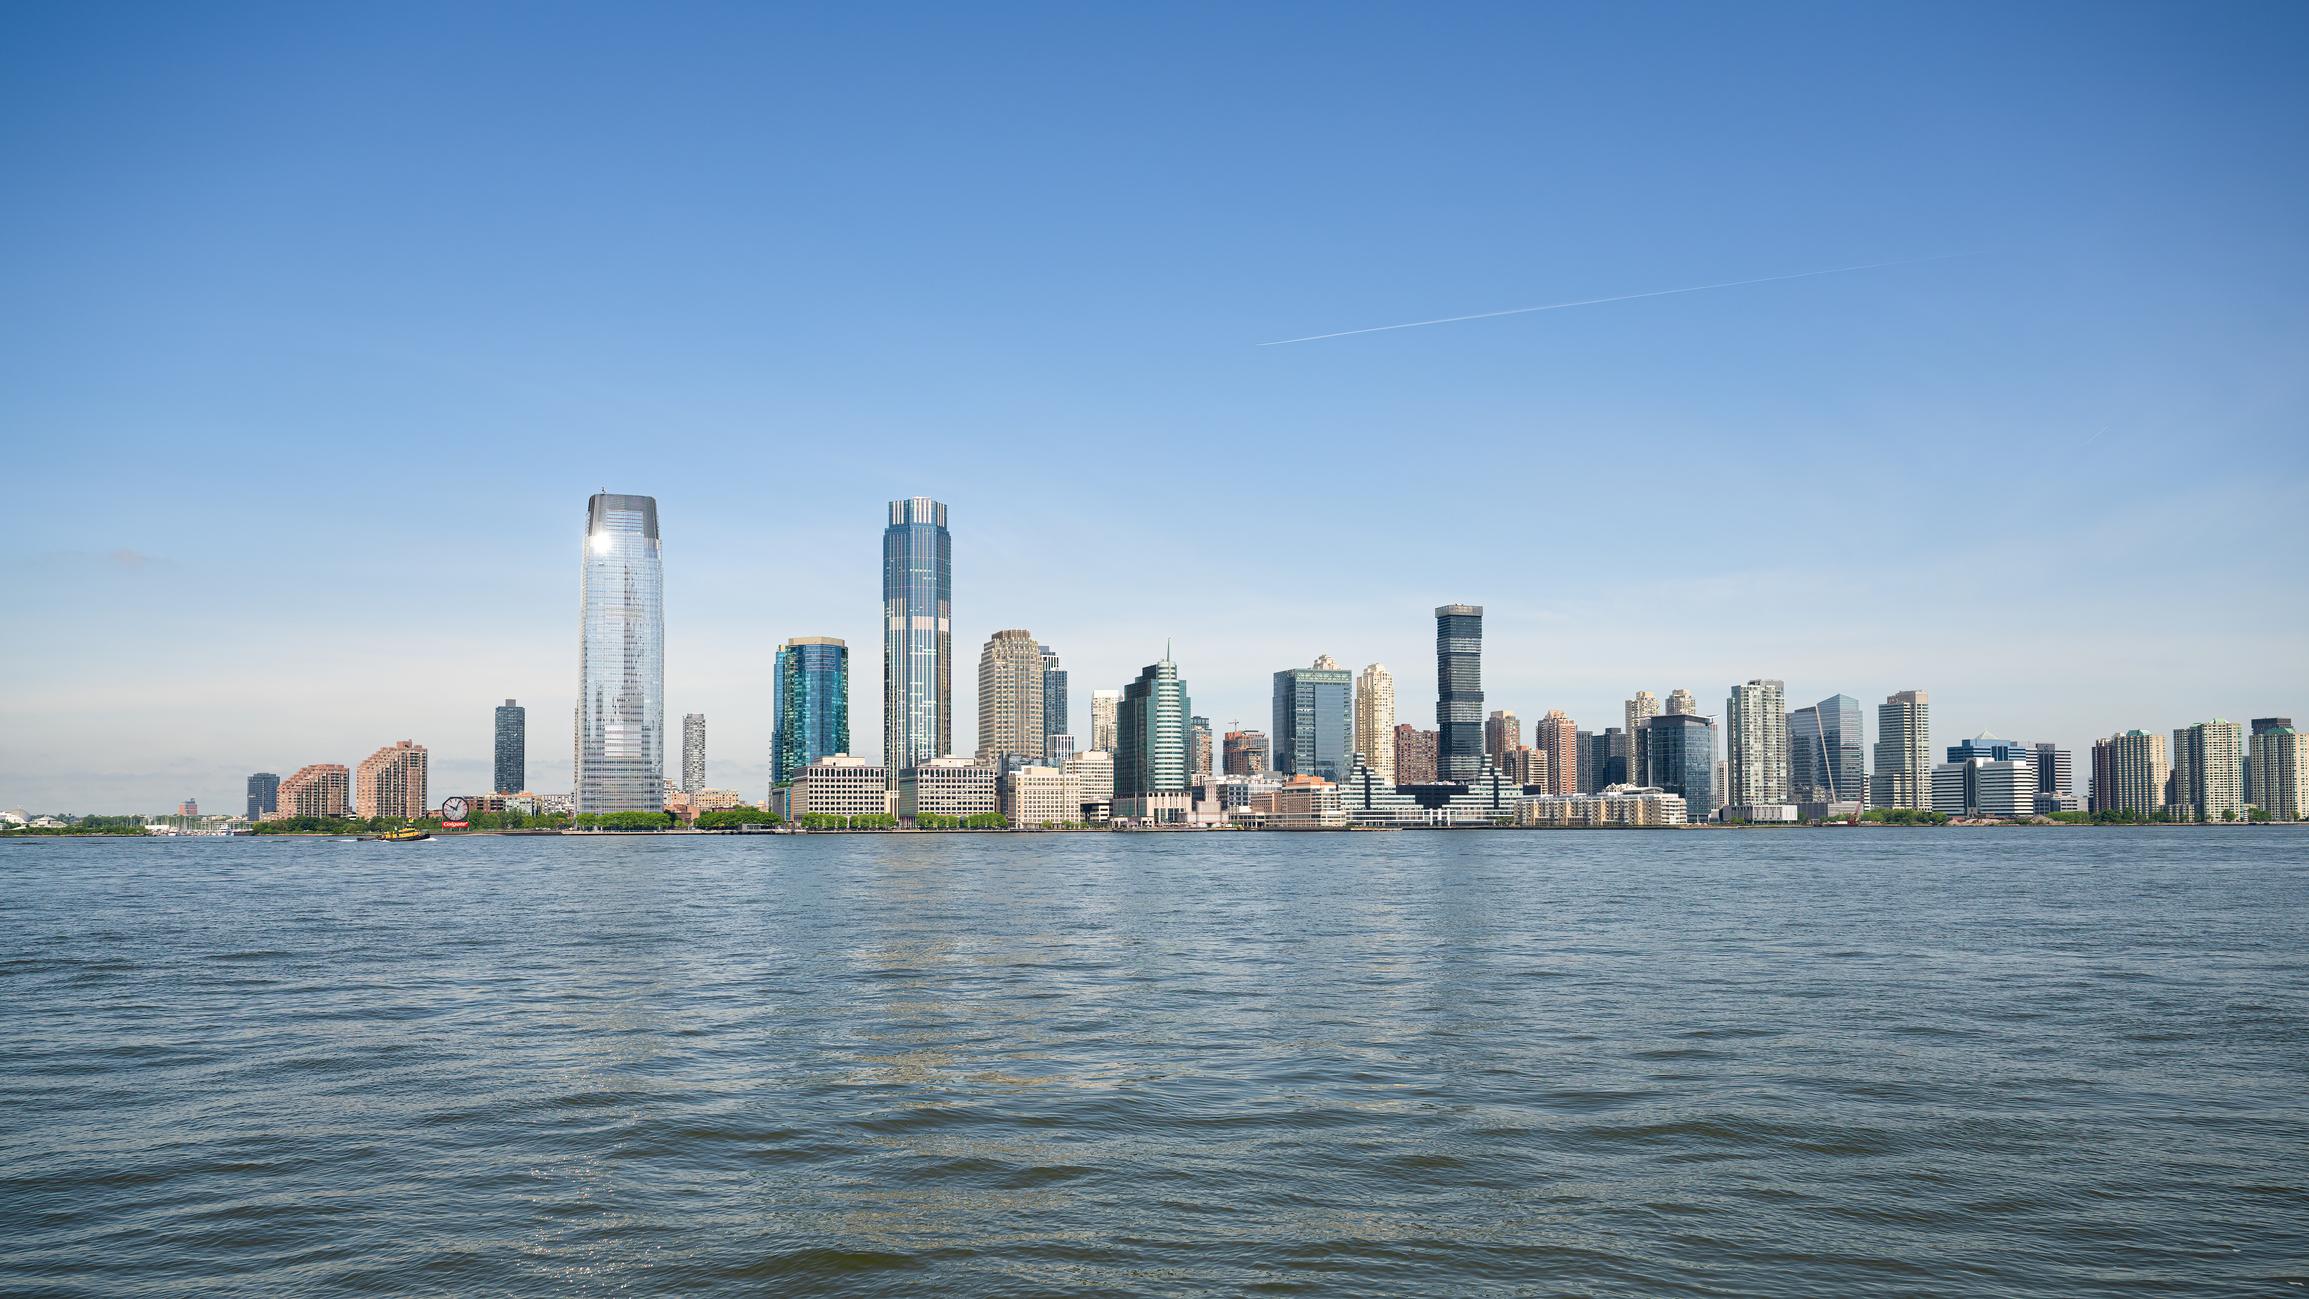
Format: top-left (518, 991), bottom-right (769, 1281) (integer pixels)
top-left (1335, 756), bottom-right (1526, 826)
top-left (900, 757), bottom-right (998, 821)
top-left (1236, 775), bottom-right (1346, 829)
top-left (274, 763), bottom-right (351, 820)
top-left (1063, 749), bottom-right (1115, 822)
top-left (356, 740), bottom-right (428, 821)
top-left (1517, 786), bottom-right (1688, 828)
top-left (1003, 765), bottom-right (1077, 827)
top-left (788, 755), bottom-right (891, 819)
top-left (1932, 757), bottom-right (2036, 817)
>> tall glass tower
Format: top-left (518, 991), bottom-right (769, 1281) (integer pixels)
top-left (1040, 644), bottom-right (1069, 756)
top-left (1435, 604), bottom-right (1485, 781)
top-left (774, 637), bottom-right (850, 786)
top-left (1117, 651), bottom-right (1192, 797)
top-left (1272, 654), bottom-right (1354, 781)
top-left (576, 492), bottom-right (664, 813)
top-left (493, 699), bottom-right (525, 794)
top-left (883, 498), bottom-right (952, 779)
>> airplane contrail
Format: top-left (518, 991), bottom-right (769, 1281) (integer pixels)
top-left (1257, 255), bottom-right (1954, 346)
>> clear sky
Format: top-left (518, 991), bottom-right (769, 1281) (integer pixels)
top-left (3, 2), bottom-right (2305, 812)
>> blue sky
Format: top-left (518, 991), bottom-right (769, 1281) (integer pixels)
top-left (3, 2), bottom-right (2304, 811)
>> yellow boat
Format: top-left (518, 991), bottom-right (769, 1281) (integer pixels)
top-left (371, 826), bottom-right (431, 842)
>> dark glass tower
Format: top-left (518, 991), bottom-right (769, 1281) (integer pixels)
top-left (1788, 693), bottom-right (1863, 804)
top-left (494, 699), bottom-right (526, 794)
top-left (1117, 652), bottom-right (1191, 797)
top-left (1645, 713), bottom-right (1718, 816)
top-left (245, 772), bottom-right (279, 820)
top-left (1434, 604), bottom-right (1484, 781)
top-left (775, 637), bottom-right (851, 785)
top-left (882, 498), bottom-right (952, 778)
top-left (1272, 656), bottom-right (1354, 781)
top-left (1040, 644), bottom-right (1069, 756)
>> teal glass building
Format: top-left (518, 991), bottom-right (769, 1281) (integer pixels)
top-left (774, 637), bottom-right (850, 786)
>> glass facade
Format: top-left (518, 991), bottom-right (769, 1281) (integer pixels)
top-left (493, 699), bottom-right (525, 794)
top-left (883, 498), bottom-right (952, 777)
top-left (576, 493), bottom-right (664, 813)
top-left (1040, 645), bottom-right (1069, 758)
top-left (1786, 694), bottom-right (1864, 805)
top-left (1435, 604), bottom-right (1484, 781)
top-left (773, 637), bottom-right (850, 786)
top-left (1645, 714), bottom-right (1717, 816)
top-left (1272, 659), bottom-right (1354, 781)
top-left (245, 772), bottom-right (278, 820)
top-left (1117, 654), bottom-right (1191, 797)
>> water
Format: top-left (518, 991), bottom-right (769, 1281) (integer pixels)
top-left (3, 830), bottom-right (2305, 1296)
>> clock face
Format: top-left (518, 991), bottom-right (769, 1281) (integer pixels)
top-left (441, 796), bottom-right (470, 821)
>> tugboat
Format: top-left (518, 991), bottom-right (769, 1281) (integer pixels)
top-left (370, 825), bottom-right (432, 842)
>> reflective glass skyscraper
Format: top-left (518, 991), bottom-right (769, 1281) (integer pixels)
top-left (576, 492), bottom-right (664, 813)
top-left (1645, 713), bottom-right (1718, 817)
top-left (1787, 693), bottom-right (1863, 804)
top-left (882, 498), bottom-right (952, 778)
top-left (1117, 651), bottom-right (1192, 797)
top-left (774, 636), bottom-right (850, 785)
top-left (494, 699), bottom-right (525, 794)
top-left (1435, 605), bottom-right (1484, 781)
top-left (1040, 644), bottom-right (1069, 756)
top-left (1272, 655), bottom-right (1354, 781)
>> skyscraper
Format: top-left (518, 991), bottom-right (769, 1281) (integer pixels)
top-left (1273, 654), bottom-right (1354, 781)
top-left (2170, 719), bottom-right (2246, 822)
top-left (1534, 709), bottom-right (1579, 796)
top-left (1665, 688), bottom-right (1698, 716)
top-left (977, 629), bottom-right (1046, 763)
top-left (1040, 644), bottom-right (1069, 758)
top-left (1787, 694), bottom-right (1864, 805)
top-left (1645, 714), bottom-right (1717, 818)
top-left (1090, 690), bottom-right (1120, 753)
top-left (2093, 729), bottom-right (2168, 817)
top-left (883, 497), bottom-right (952, 779)
top-left (245, 772), bottom-right (279, 821)
top-left (493, 699), bottom-right (525, 794)
top-left (2247, 723), bottom-right (2304, 821)
top-left (774, 637), bottom-right (850, 787)
top-left (277, 763), bottom-right (349, 819)
top-left (2032, 742), bottom-right (2074, 800)
top-left (576, 492), bottom-right (665, 814)
top-left (1725, 680), bottom-right (1789, 806)
top-left (1116, 650), bottom-right (1191, 801)
top-left (681, 713), bottom-right (706, 793)
top-left (1625, 691), bottom-right (1661, 784)
top-left (1354, 663), bottom-right (1396, 779)
top-left (1189, 716), bottom-right (1214, 782)
top-left (1223, 729), bottom-right (1270, 775)
top-left (356, 739), bottom-right (428, 821)
top-left (1435, 604), bottom-right (1484, 781)
top-left (1394, 724), bottom-right (1438, 784)
top-left (1870, 690), bottom-right (1931, 810)
top-left (1484, 710), bottom-right (1522, 764)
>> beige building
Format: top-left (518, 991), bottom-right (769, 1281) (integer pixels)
top-left (1534, 709), bottom-right (1580, 796)
top-left (977, 629), bottom-right (1046, 762)
top-left (1064, 748), bottom-right (1115, 812)
top-left (900, 756), bottom-right (999, 820)
top-left (1503, 745), bottom-right (1550, 789)
top-left (273, 763), bottom-right (350, 820)
top-left (1725, 681), bottom-right (1789, 807)
top-left (1871, 690), bottom-right (1932, 810)
top-left (1003, 765), bottom-right (1078, 827)
top-left (1517, 786), bottom-right (1689, 828)
top-left (788, 755), bottom-right (892, 819)
top-left (355, 740), bottom-right (428, 820)
top-left (2249, 725), bottom-right (2305, 821)
top-left (2094, 729), bottom-right (2169, 817)
top-left (1665, 688), bottom-right (1698, 716)
top-left (1090, 690), bottom-right (1120, 753)
top-left (1484, 709), bottom-right (1521, 763)
top-left (1239, 775), bottom-right (1347, 829)
top-left (1353, 662), bottom-right (1396, 778)
top-left (2171, 719), bottom-right (2246, 822)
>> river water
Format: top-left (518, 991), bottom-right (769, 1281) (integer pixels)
top-left (3, 829), bottom-right (2305, 1295)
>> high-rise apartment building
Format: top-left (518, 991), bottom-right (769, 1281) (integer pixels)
top-left (1786, 694), bottom-right (1864, 805)
top-left (1534, 709), bottom-right (1579, 796)
top-left (1504, 746), bottom-right (1549, 788)
top-left (1580, 729), bottom-right (1625, 793)
top-left (977, 629), bottom-right (1046, 763)
top-left (2245, 718), bottom-right (2292, 806)
top-left (1354, 663), bottom-right (1396, 779)
top-left (1115, 651), bottom-right (1192, 800)
top-left (356, 740), bottom-right (428, 821)
top-left (1484, 710), bottom-right (1522, 764)
top-left (883, 497), bottom-right (952, 780)
top-left (1435, 605), bottom-right (1484, 781)
top-left (2091, 729), bottom-right (2169, 817)
top-left (1726, 680), bottom-right (1789, 806)
top-left (1665, 688), bottom-right (1698, 716)
top-left (2170, 719), bottom-right (2246, 822)
top-left (681, 713), bottom-right (706, 793)
top-left (1273, 655), bottom-right (1353, 781)
top-left (1040, 644), bottom-right (1069, 758)
top-left (1090, 690), bottom-right (1121, 753)
top-left (2247, 723), bottom-right (2304, 821)
top-left (1223, 729), bottom-right (1270, 776)
top-left (1644, 714), bottom-right (1717, 818)
top-left (276, 763), bottom-right (349, 819)
top-left (245, 772), bottom-right (279, 821)
top-left (576, 492), bottom-right (665, 813)
top-left (1625, 691), bottom-right (1661, 784)
top-left (773, 637), bottom-right (850, 786)
top-left (493, 699), bottom-right (525, 794)
top-left (1394, 724), bottom-right (1439, 784)
top-left (1870, 690), bottom-right (1931, 810)
top-left (1190, 716), bottom-right (1214, 782)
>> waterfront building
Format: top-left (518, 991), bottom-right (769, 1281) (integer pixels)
top-left (1394, 724), bottom-right (1438, 784)
top-left (1435, 604), bottom-right (1484, 781)
top-left (2247, 724), bottom-right (2304, 821)
top-left (1354, 664), bottom-right (1396, 786)
top-left (1337, 755), bottom-right (1527, 826)
top-left (773, 637), bottom-right (850, 786)
top-left (176, 799), bottom-right (199, 818)
top-left (1040, 645), bottom-right (1069, 759)
top-left (1003, 765), bottom-right (1078, 827)
top-left (488, 700), bottom-right (524, 795)
top-left (1933, 757), bottom-right (2037, 818)
top-left (1223, 729), bottom-right (1271, 776)
top-left (355, 740), bottom-right (428, 820)
top-left (2032, 742), bottom-right (2074, 801)
top-left (1948, 733), bottom-right (2030, 763)
top-left (681, 713), bottom-right (706, 793)
top-left (245, 772), bottom-right (279, 821)
top-left (1090, 690), bottom-right (1120, 753)
top-left (883, 497), bottom-right (952, 781)
top-left (977, 629), bottom-right (1046, 763)
top-left (2246, 717), bottom-right (2293, 807)
top-left (1580, 729), bottom-right (1627, 793)
top-left (1643, 714), bottom-right (1717, 820)
top-left (1064, 748), bottom-right (1115, 820)
top-left (1190, 716), bottom-right (1214, 782)
top-left (275, 763), bottom-right (349, 819)
top-left (2091, 730), bottom-right (2169, 817)
top-left (1726, 680), bottom-right (1789, 806)
top-left (1534, 709), bottom-right (1579, 796)
top-left (1787, 694), bottom-right (1864, 805)
top-left (1273, 656), bottom-right (1353, 781)
top-left (1517, 786), bottom-right (1689, 828)
top-left (1235, 775), bottom-right (1348, 830)
top-left (787, 755), bottom-right (891, 819)
top-left (1665, 688), bottom-right (1698, 716)
top-left (898, 756), bottom-right (999, 821)
top-left (1503, 745), bottom-right (1549, 788)
top-left (1115, 649), bottom-right (1192, 820)
top-left (1484, 710), bottom-right (1522, 764)
top-left (1870, 690), bottom-right (1931, 810)
top-left (576, 492), bottom-right (665, 814)
top-left (1625, 692), bottom-right (1661, 784)
top-left (2170, 719), bottom-right (2247, 822)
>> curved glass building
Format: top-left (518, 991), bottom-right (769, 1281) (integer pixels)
top-left (576, 493), bottom-right (664, 813)
top-left (773, 636), bottom-right (850, 786)
top-left (882, 498), bottom-right (952, 778)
